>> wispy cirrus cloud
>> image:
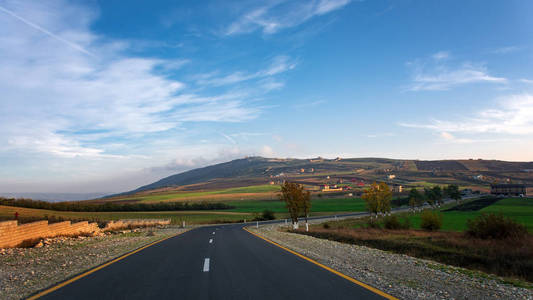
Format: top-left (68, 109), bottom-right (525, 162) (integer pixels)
top-left (194, 55), bottom-right (296, 87)
top-left (407, 52), bottom-right (507, 91)
top-left (292, 100), bottom-right (326, 109)
top-left (490, 46), bottom-right (522, 54)
top-left (400, 94), bottom-right (533, 135)
top-left (225, 0), bottom-right (351, 36)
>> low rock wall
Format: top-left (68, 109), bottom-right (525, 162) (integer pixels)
top-left (0, 219), bottom-right (170, 248)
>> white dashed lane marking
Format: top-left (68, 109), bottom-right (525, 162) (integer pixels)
top-left (203, 258), bottom-right (210, 272)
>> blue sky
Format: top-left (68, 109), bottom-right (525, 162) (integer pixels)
top-left (1, 0), bottom-right (532, 193)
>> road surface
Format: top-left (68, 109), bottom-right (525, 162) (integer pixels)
top-left (39, 223), bottom-right (388, 299)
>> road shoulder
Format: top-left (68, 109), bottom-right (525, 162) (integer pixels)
top-left (249, 224), bottom-right (532, 300)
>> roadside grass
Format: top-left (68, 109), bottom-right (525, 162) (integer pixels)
top-left (0, 205), bottom-right (252, 225)
top-left (294, 227), bottom-right (533, 285)
top-left (294, 197), bottom-right (533, 285)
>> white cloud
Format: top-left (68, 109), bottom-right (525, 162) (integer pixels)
top-left (407, 53), bottom-right (506, 91)
top-left (292, 100), bottom-right (326, 109)
top-left (400, 94), bottom-right (533, 135)
top-left (259, 145), bottom-right (275, 157)
top-left (520, 78), bottom-right (533, 84)
top-left (0, 0), bottom-right (260, 161)
top-left (225, 0), bottom-right (351, 36)
top-left (195, 55), bottom-right (296, 87)
top-left (490, 46), bottom-right (522, 54)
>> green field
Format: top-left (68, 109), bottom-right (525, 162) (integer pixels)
top-left (122, 184), bottom-right (281, 202)
top-left (227, 197), bottom-right (366, 213)
top-left (407, 198), bottom-right (533, 232)
top-left (0, 205), bottom-right (252, 225)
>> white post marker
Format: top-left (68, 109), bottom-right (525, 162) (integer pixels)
top-left (212, 231), bottom-right (215, 235)
top-left (203, 258), bottom-right (210, 272)
top-left (182, 221), bottom-right (185, 228)
top-left (209, 239), bottom-right (213, 244)
top-left (256, 221), bottom-right (259, 229)
top-left (306, 222), bottom-right (309, 232)
top-left (244, 219), bottom-right (246, 223)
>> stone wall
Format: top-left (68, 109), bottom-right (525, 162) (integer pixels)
top-left (0, 219), bottom-right (170, 248)
top-left (0, 220), bottom-right (100, 248)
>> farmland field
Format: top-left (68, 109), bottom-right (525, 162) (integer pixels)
top-left (227, 197), bottom-right (366, 213)
top-left (0, 205), bottom-right (252, 225)
top-left (407, 197), bottom-right (533, 232)
top-left (113, 184), bottom-right (281, 203)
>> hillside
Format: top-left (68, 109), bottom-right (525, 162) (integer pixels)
top-left (106, 157), bottom-right (533, 200)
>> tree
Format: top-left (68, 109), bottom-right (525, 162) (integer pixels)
top-left (432, 186), bottom-right (443, 207)
top-left (362, 182), bottom-right (392, 218)
top-left (424, 188), bottom-right (435, 207)
top-left (280, 181), bottom-right (311, 229)
top-left (408, 188), bottom-right (424, 212)
top-left (445, 184), bottom-right (462, 203)
top-left (377, 182), bottom-right (392, 215)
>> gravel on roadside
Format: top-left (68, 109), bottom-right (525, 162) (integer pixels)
top-left (0, 226), bottom-right (188, 300)
top-left (251, 224), bottom-right (532, 300)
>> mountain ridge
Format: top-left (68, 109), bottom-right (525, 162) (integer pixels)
top-left (106, 157), bottom-right (533, 198)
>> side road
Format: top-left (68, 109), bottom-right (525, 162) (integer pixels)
top-left (249, 224), bottom-right (532, 300)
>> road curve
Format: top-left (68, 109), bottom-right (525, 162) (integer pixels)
top-left (37, 223), bottom-right (389, 300)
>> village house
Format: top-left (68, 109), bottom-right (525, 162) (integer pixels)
top-left (490, 184), bottom-right (529, 196)
top-left (321, 185), bottom-right (343, 192)
top-left (391, 184), bottom-right (403, 193)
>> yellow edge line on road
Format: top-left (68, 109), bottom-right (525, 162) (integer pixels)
top-left (27, 230), bottom-right (189, 300)
top-left (243, 227), bottom-right (398, 300)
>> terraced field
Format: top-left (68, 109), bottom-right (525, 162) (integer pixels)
top-left (112, 184), bottom-right (281, 203)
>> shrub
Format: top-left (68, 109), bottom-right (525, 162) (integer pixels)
top-left (466, 213), bottom-right (527, 240)
top-left (261, 209), bottom-right (276, 220)
top-left (383, 215), bottom-right (410, 230)
top-left (420, 210), bottom-right (442, 231)
top-left (383, 215), bottom-right (401, 229)
top-left (323, 222), bottom-right (330, 229)
top-left (367, 218), bottom-right (381, 229)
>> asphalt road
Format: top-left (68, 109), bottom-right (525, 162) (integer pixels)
top-left (39, 223), bottom-right (388, 300)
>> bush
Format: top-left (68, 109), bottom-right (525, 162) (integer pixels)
top-left (367, 218), bottom-right (381, 229)
top-left (383, 215), bottom-right (410, 230)
top-left (261, 209), bottom-right (276, 220)
top-left (466, 213), bottom-right (528, 240)
top-left (323, 222), bottom-right (330, 229)
top-left (420, 210), bottom-right (442, 231)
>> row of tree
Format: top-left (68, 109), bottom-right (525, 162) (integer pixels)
top-left (408, 184), bottom-right (462, 211)
top-left (361, 183), bottom-right (463, 216)
top-left (0, 197), bottom-right (234, 212)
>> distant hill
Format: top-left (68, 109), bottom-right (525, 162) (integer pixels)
top-left (0, 192), bottom-right (109, 202)
top-left (106, 157), bottom-right (533, 198)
